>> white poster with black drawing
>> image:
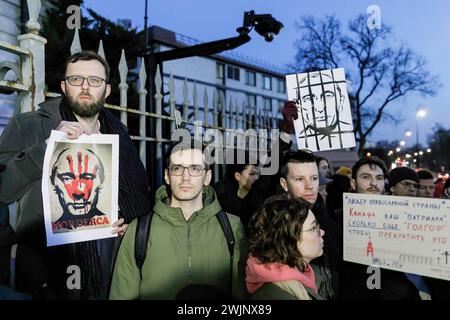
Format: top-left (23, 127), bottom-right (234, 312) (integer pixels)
top-left (286, 68), bottom-right (356, 152)
top-left (42, 130), bottom-right (119, 246)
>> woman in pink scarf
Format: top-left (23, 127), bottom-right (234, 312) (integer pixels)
top-left (246, 194), bottom-right (325, 300)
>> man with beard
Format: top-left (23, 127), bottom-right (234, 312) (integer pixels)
top-left (0, 51), bottom-right (151, 299)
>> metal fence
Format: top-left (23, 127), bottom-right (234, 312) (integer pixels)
top-left (0, 0), bottom-right (277, 190)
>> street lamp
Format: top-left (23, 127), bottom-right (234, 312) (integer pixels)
top-left (416, 107), bottom-right (427, 167)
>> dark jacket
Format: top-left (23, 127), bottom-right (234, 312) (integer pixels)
top-left (311, 194), bottom-right (340, 299)
top-left (0, 97), bottom-right (149, 299)
top-left (214, 179), bottom-right (253, 231)
top-left (0, 203), bottom-right (54, 299)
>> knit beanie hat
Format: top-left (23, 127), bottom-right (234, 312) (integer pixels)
top-left (389, 167), bottom-right (419, 188)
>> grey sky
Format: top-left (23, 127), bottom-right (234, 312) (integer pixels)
top-left (84, 0), bottom-right (450, 148)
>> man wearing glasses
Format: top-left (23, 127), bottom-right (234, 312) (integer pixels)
top-left (388, 167), bottom-right (420, 197)
top-left (0, 51), bottom-right (151, 299)
top-left (110, 142), bottom-right (247, 299)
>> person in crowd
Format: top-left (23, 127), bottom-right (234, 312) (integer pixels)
top-left (246, 194), bottom-right (326, 300)
top-left (441, 178), bottom-right (450, 199)
top-left (0, 50), bottom-right (151, 299)
top-left (109, 141), bottom-right (248, 300)
top-left (316, 156), bottom-right (334, 178)
top-left (214, 151), bottom-right (260, 231)
top-left (388, 167), bottom-right (432, 300)
top-left (415, 170), bottom-right (450, 299)
top-left (245, 101), bottom-right (340, 299)
top-left (318, 174), bottom-right (332, 204)
top-left (417, 169), bottom-right (435, 198)
top-left (340, 156), bottom-right (388, 300)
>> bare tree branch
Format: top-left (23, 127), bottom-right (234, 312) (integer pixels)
top-left (293, 14), bottom-right (440, 155)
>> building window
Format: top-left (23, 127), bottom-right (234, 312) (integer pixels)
top-left (278, 100), bottom-right (285, 113)
top-left (227, 65), bottom-right (240, 81)
top-left (246, 70), bottom-right (256, 86)
top-left (263, 75), bottom-right (272, 90)
top-left (216, 63), bottom-right (225, 84)
top-left (277, 79), bottom-right (286, 93)
top-left (246, 94), bottom-right (256, 109)
top-left (263, 97), bottom-right (272, 112)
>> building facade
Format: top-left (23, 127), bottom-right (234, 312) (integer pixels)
top-left (147, 26), bottom-right (289, 129)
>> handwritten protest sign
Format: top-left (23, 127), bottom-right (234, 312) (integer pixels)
top-left (286, 68), bottom-right (356, 152)
top-left (42, 130), bottom-right (119, 246)
top-left (343, 193), bottom-right (450, 281)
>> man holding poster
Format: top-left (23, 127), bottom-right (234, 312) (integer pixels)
top-left (0, 51), bottom-right (151, 300)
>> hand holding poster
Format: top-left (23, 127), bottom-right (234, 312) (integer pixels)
top-left (42, 130), bottom-right (119, 246)
top-left (286, 68), bottom-right (356, 152)
top-left (343, 193), bottom-right (450, 281)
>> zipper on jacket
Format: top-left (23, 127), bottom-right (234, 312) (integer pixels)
top-left (187, 222), bottom-right (192, 283)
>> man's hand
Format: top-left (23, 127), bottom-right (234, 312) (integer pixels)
top-left (55, 121), bottom-right (84, 139)
top-left (281, 101), bottom-right (298, 134)
top-left (112, 218), bottom-right (128, 237)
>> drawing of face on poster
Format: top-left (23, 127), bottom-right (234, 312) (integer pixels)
top-left (286, 68), bottom-right (356, 152)
top-left (48, 143), bottom-right (112, 233)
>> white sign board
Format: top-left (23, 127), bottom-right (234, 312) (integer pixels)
top-left (343, 193), bottom-right (450, 281)
top-left (42, 130), bottom-right (119, 246)
top-left (286, 68), bottom-right (356, 152)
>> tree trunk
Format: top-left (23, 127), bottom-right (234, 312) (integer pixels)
top-left (358, 134), bottom-right (366, 157)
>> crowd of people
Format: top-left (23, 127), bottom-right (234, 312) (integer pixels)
top-left (0, 51), bottom-right (449, 300)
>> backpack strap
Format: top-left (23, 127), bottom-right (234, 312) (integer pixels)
top-left (216, 211), bottom-right (235, 257)
top-left (134, 212), bottom-right (153, 277)
top-left (216, 210), bottom-right (235, 297)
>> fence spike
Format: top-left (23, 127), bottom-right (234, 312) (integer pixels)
top-left (193, 82), bottom-right (198, 121)
top-left (155, 64), bottom-right (162, 95)
top-left (118, 49), bottom-right (129, 125)
top-left (98, 40), bottom-right (106, 60)
top-left (139, 57), bottom-right (147, 92)
top-left (118, 49), bottom-right (128, 84)
top-left (183, 78), bottom-right (189, 121)
top-left (70, 29), bottom-right (82, 55)
top-left (203, 87), bottom-right (209, 126)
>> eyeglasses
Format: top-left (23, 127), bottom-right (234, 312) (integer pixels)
top-left (399, 181), bottom-right (419, 189)
top-left (168, 165), bottom-right (206, 177)
top-left (65, 75), bottom-right (105, 87)
top-left (304, 222), bottom-right (321, 236)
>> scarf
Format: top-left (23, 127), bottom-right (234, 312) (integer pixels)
top-left (246, 256), bottom-right (317, 295)
top-left (59, 97), bottom-right (151, 299)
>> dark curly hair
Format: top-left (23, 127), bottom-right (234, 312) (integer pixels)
top-left (247, 193), bottom-right (312, 272)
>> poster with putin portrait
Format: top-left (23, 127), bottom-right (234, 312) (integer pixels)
top-left (42, 130), bottom-right (119, 246)
top-left (286, 68), bottom-right (356, 152)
